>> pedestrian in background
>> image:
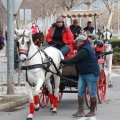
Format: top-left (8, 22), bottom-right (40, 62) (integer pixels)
top-left (0, 31), bottom-right (5, 51)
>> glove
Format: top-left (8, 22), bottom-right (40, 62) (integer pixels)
top-left (60, 59), bottom-right (65, 64)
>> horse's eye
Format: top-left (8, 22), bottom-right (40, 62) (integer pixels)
top-left (27, 42), bottom-right (29, 44)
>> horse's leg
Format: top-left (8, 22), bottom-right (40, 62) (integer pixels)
top-left (25, 81), bottom-right (34, 120)
top-left (34, 78), bottom-right (44, 111)
top-left (45, 78), bottom-right (54, 110)
top-left (107, 54), bottom-right (113, 88)
top-left (52, 74), bottom-right (60, 114)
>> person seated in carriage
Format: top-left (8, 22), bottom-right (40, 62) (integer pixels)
top-left (84, 21), bottom-right (95, 34)
top-left (61, 34), bottom-right (100, 117)
top-left (46, 16), bottom-right (74, 58)
top-left (70, 19), bottom-right (81, 39)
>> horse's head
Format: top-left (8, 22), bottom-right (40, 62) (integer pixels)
top-left (15, 29), bottom-right (32, 62)
top-left (102, 28), bottom-right (112, 43)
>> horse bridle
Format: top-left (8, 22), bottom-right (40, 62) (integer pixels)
top-left (17, 30), bottom-right (31, 56)
top-left (102, 30), bottom-right (112, 44)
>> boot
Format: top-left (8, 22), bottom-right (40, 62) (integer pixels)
top-left (72, 96), bottom-right (85, 117)
top-left (85, 98), bottom-right (97, 117)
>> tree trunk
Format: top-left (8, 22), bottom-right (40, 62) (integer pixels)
top-left (107, 8), bottom-right (114, 29)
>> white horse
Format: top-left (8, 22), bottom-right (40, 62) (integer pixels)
top-left (102, 28), bottom-right (113, 88)
top-left (15, 29), bottom-right (64, 120)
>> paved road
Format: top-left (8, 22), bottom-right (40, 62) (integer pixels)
top-left (0, 72), bottom-right (120, 120)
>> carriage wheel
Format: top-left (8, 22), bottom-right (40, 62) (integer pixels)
top-left (97, 69), bottom-right (106, 103)
top-left (58, 92), bottom-right (63, 102)
top-left (39, 85), bottom-right (49, 108)
top-left (85, 88), bottom-right (90, 108)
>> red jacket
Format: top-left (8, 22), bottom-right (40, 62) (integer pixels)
top-left (46, 26), bottom-right (74, 58)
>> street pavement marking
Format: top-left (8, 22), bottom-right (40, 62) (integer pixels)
top-left (77, 116), bottom-right (97, 120)
top-left (105, 70), bottom-right (120, 77)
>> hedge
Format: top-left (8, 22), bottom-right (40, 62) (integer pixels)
top-left (112, 53), bottom-right (120, 65)
top-left (111, 39), bottom-right (120, 48)
top-left (111, 39), bottom-right (120, 52)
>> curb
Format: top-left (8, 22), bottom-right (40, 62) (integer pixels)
top-left (112, 66), bottom-right (120, 69)
top-left (0, 96), bottom-right (29, 111)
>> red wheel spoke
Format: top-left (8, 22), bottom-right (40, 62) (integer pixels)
top-left (39, 86), bottom-right (49, 108)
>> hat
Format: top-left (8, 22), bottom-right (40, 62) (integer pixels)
top-left (56, 16), bottom-right (64, 22)
top-left (88, 34), bottom-right (98, 40)
top-left (75, 34), bottom-right (87, 42)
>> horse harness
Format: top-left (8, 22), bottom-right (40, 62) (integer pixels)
top-left (102, 30), bottom-right (114, 56)
top-left (20, 47), bottom-right (61, 87)
top-left (16, 30), bottom-right (31, 56)
top-left (17, 31), bottom-right (77, 87)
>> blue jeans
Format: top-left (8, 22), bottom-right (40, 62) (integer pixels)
top-left (78, 73), bottom-right (99, 98)
top-left (60, 45), bottom-right (70, 56)
top-left (44, 44), bottom-right (70, 56)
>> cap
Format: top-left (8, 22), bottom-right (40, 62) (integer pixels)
top-left (88, 34), bottom-right (98, 40)
top-left (75, 34), bottom-right (87, 42)
top-left (56, 16), bottom-right (64, 22)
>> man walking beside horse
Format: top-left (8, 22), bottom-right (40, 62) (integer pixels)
top-left (61, 34), bottom-right (100, 117)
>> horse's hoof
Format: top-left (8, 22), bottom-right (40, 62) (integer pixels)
top-left (52, 111), bottom-right (57, 115)
top-left (26, 118), bottom-right (32, 120)
top-left (34, 107), bottom-right (40, 111)
top-left (108, 84), bottom-right (113, 88)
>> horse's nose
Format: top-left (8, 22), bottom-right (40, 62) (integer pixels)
top-left (21, 58), bottom-right (26, 62)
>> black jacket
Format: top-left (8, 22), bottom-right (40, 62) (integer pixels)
top-left (70, 25), bottom-right (81, 39)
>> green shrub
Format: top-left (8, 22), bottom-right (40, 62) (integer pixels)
top-left (112, 52), bottom-right (120, 65)
top-left (111, 39), bottom-right (120, 48)
top-left (113, 47), bottom-right (120, 52)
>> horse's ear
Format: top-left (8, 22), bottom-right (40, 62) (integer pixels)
top-left (15, 28), bottom-right (19, 35)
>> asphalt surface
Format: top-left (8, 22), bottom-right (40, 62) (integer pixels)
top-left (0, 72), bottom-right (120, 120)
top-left (0, 48), bottom-right (120, 120)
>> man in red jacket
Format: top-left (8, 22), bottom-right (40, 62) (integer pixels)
top-left (46, 16), bottom-right (74, 56)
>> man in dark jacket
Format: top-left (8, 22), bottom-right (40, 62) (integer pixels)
top-left (70, 19), bottom-right (81, 39)
top-left (61, 34), bottom-right (100, 117)
top-left (84, 21), bottom-right (95, 34)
